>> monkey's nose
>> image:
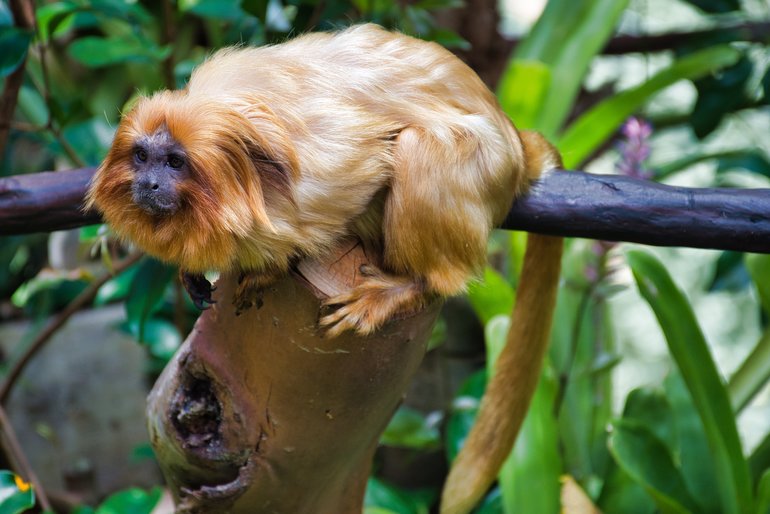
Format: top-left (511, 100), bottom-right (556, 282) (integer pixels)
top-left (132, 180), bottom-right (179, 216)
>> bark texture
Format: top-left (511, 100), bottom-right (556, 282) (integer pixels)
top-left (146, 240), bottom-right (441, 513)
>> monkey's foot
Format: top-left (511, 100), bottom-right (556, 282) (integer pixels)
top-left (182, 272), bottom-right (216, 310)
top-left (319, 266), bottom-right (426, 338)
top-left (232, 272), bottom-right (277, 315)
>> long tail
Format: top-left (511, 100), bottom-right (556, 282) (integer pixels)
top-left (440, 131), bottom-right (563, 514)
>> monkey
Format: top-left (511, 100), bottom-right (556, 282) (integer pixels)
top-left (85, 24), bottom-right (563, 514)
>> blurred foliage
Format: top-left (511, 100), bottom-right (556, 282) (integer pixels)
top-left (70, 487), bottom-right (162, 514)
top-left (1, 0), bottom-right (770, 512)
top-left (0, 472), bottom-right (34, 514)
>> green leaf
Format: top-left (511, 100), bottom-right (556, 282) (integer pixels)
top-left (12, 275), bottom-right (88, 314)
top-left (656, 150), bottom-right (770, 181)
top-left (499, 0), bottom-right (629, 138)
top-left (497, 60), bottom-right (552, 130)
top-left (726, 255), bottom-right (770, 412)
top-left (558, 46), bottom-right (742, 169)
top-left (473, 488), bottom-right (503, 514)
top-left (36, 1), bottom-right (81, 42)
top-left (598, 464), bottom-right (657, 514)
top-left (746, 254), bottom-right (770, 316)
top-left (179, 0), bottom-right (245, 20)
top-left (750, 432), bottom-right (770, 487)
top-left (413, 0), bottom-right (464, 9)
top-left (691, 57), bottom-right (753, 139)
top-left (139, 318), bottom-right (182, 363)
top-left (621, 388), bottom-right (676, 449)
top-left (71, 507), bottom-right (96, 514)
top-left (380, 406), bottom-right (441, 450)
top-left (0, 27), bottom-right (32, 78)
top-left (708, 250), bottom-right (750, 293)
top-left (466, 268), bottom-right (514, 325)
top-left (125, 257), bottom-right (175, 342)
top-left (94, 264), bottom-right (139, 306)
top-left (0, 471), bottom-right (35, 514)
top-left (627, 250), bottom-right (753, 514)
top-left (763, 67), bottom-right (770, 103)
top-left (364, 478), bottom-right (432, 514)
top-left (756, 469), bottom-right (770, 514)
top-left (727, 329), bottom-right (770, 413)
top-left (608, 419), bottom-right (698, 514)
top-left (61, 117), bottom-right (115, 166)
top-left (0, 2), bottom-right (12, 26)
top-left (68, 36), bottom-right (170, 68)
top-left (424, 28), bottom-right (469, 51)
top-left (88, 0), bottom-right (152, 23)
top-left (242, 0), bottom-right (269, 20)
top-left (445, 369), bottom-right (486, 463)
top-left (95, 487), bottom-right (162, 514)
top-left (664, 373), bottom-right (721, 513)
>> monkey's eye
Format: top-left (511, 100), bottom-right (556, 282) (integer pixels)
top-left (135, 148), bottom-right (148, 162)
top-left (167, 154), bottom-right (185, 170)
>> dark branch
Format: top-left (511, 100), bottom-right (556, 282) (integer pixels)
top-left (0, 168), bottom-right (100, 233)
top-left (503, 171), bottom-right (770, 253)
top-left (1, 167), bottom-right (770, 253)
top-left (601, 21), bottom-right (770, 55)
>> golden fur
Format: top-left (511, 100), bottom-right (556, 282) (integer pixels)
top-left (86, 24), bottom-right (563, 513)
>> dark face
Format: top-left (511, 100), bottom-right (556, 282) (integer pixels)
top-left (131, 129), bottom-right (190, 217)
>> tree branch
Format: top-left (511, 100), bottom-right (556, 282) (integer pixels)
top-left (0, 168), bottom-right (100, 233)
top-left (601, 21), bottom-right (770, 55)
top-left (1, 167), bottom-right (769, 253)
top-left (0, 0), bottom-right (36, 159)
top-left (503, 171), bottom-right (770, 253)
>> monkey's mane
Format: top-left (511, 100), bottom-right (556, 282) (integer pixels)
top-left (86, 91), bottom-right (299, 272)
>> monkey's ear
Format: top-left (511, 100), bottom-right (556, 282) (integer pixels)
top-left (247, 144), bottom-right (298, 209)
top-left (235, 98), bottom-right (300, 206)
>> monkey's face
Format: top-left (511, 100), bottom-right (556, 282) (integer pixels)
top-left (86, 91), bottom-right (300, 272)
top-left (129, 129), bottom-right (189, 217)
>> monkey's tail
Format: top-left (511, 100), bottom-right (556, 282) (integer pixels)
top-left (440, 233), bottom-right (563, 513)
top-left (440, 131), bottom-right (564, 514)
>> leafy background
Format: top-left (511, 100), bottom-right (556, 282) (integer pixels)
top-left (1, 0), bottom-right (770, 512)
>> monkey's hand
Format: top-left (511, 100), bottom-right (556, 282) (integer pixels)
top-left (181, 272), bottom-right (216, 310)
top-left (319, 265), bottom-right (427, 338)
top-left (233, 271), bottom-right (279, 315)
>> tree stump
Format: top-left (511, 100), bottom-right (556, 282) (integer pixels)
top-left (147, 239), bottom-right (441, 513)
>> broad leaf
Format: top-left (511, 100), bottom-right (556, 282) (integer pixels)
top-left (0, 27), bottom-right (32, 78)
top-left (500, 0), bottom-right (629, 138)
top-left (467, 268), bottom-right (514, 325)
top-left (125, 257), bottom-right (175, 342)
top-left (68, 36), bottom-right (169, 68)
top-left (558, 46), bottom-right (741, 168)
top-left (691, 57), bottom-right (753, 138)
top-left (609, 420), bottom-right (697, 514)
top-left (95, 487), bottom-right (162, 514)
top-left (0, 471), bottom-right (35, 514)
top-left (628, 250), bottom-right (752, 514)
top-left (380, 406), bottom-right (441, 450)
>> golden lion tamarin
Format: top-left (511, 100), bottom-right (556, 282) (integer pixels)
top-left (86, 24), bottom-right (563, 514)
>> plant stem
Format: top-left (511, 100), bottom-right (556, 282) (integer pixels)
top-left (0, 404), bottom-right (52, 511)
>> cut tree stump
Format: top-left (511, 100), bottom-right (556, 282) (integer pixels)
top-left (147, 239), bottom-right (441, 513)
